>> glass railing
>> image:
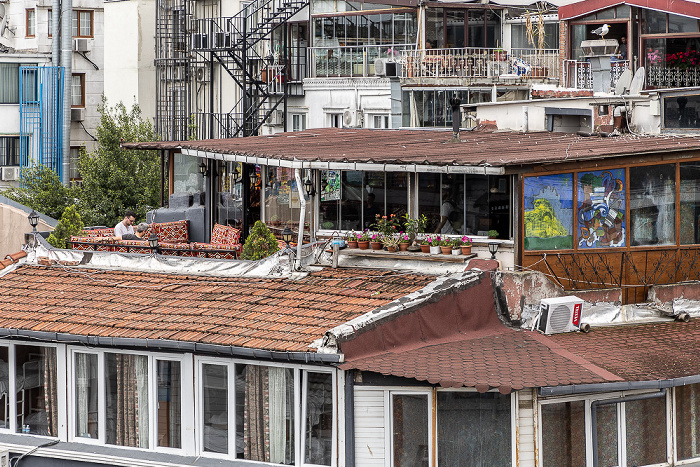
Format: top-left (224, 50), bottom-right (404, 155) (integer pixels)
top-left (308, 44), bottom-right (412, 78)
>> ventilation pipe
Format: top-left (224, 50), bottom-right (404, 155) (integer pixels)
top-left (60, 0), bottom-right (72, 185)
top-left (294, 169), bottom-right (306, 270)
top-left (449, 95), bottom-right (461, 142)
top-left (522, 106), bottom-right (529, 133)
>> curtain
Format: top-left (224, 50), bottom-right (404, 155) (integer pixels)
top-left (0, 64), bottom-right (19, 104)
top-left (76, 353), bottom-right (89, 437)
top-left (244, 365), bottom-right (270, 462)
top-left (43, 347), bottom-right (58, 437)
top-left (112, 354), bottom-right (149, 448)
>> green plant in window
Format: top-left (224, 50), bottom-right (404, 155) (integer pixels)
top-left (488, 229), bottom-right (499, 239)
top-left (241, 220), bottom-right (280, 260)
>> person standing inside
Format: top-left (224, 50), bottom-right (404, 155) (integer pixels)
top-left (114, 210), bottom-right (136, 238)
top-left (618, 36), bottom-right (628, 60)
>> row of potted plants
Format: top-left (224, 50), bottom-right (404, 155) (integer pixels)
top-left (345, 229), bottom-right (473, 255)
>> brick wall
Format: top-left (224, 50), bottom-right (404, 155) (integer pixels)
top-left (559, 21), bottom-right (568, 84)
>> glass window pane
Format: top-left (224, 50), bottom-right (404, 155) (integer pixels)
top-left (0, 347), bottom-right (6, 429)
top-left (485, 10), bottom-right (500, 48)
top-left (630, 164), bottom-right (676, 246)
top-left (642, 9), bottom-right (666, 34)
top-left (524, 173), bottom-right (574, 250)
top-left (419, 173), bottom-right (441, 233)
top-left (664, 94), bottom-right (700, 130)
top-left (426, 8), bottom-right (443, 49)
top-left (437, 392), bottom-right (511, 466)
top-left (71, 75), bottom-right (83, 106)
top-left (320, 170), bottom-right (341, 230)
top-left (72, 10), bottom-right (78, 37)
top-left (157, 360), bottom-right (181, 448)
top-left (577, 169), bottom-right (626, 247)
top-left (80, 11), bottom-right (91, 36)
top-left (597, 9), bottom-right (615, 20)
top-left (202, 363), bottom-right (228, 454)
top-left (264, 167), bottom-right (312, 234)
top-left (626, 397), bottom-right (666, 465)
top-left (341, 171), bottom-right (362, 230)
top-left (75, 353), bottom-right (98, 439)
top-left (541, 401), bottom-right (585, 467)
top-left (105, 353), bottom-right (149, 448)
top-left (365, 172), bottom-right (385, 228)
top-left (680, 162), bottom-right (700, 244)
top-left (15, 345), bottom-right (57, 436)
top-left (468, 10), bottom-right (485, 47)
top-left (464, 175), bottom-right (510, 238)
top-left (173, 153), bottom-right (204, 193)
top-left (596, 404), bottom-right (618, 467)
top-left (676, 383), bottom-right (700, 460)
top-left (236, 365), bottom-right (295, 463)
top-left (216, 161), bottom-right (243, 229)
top-left (305, 372), bottom-right (333, 466)
top-left (445, 11), bottom-right (465, 48)
top-left (393, 394), bottom-right (428, 467)
top-left (386, 172), bottom-right (408, 220)
top-left (0, 64), bottom-right (20, 104)
top-left (668, 13), bottom-right (697, 33)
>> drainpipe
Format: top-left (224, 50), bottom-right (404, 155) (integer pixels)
top-left (60, 0), bottom-right (72, 186)
top-left (345, 370), bottom-right (355, 467)
top-left (522, 106), bottom-right (529, 133)
top-left (590, 389), bottom-right (666, 467)
top-left (294, 169), bottom-right (306, 270)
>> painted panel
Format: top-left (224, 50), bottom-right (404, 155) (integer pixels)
top-left (354, 388), bottom-right (386, 466)
top-left (524, 173), bottom-right (574, 250)
top-left (577, 169), bottom-right (625, 248)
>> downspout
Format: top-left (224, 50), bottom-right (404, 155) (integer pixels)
top-left (60, 0), bottom-right (72, 186)
top-left (590, 389), bottom-right (666, 467)
top-left (345, 370), bottom-right (355, 467)
top-left (294, 169), bottom-right (306, 270)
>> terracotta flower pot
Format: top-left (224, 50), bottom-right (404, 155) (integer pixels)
top-left (440, 246), bottom-right (452, 255)
top-left (358, 241), bottom-right (370, 250)
top-left (461, 245), bottom-right (472, 255)
top-left (371, 241), bottom-right (383, 250)
top-left (430, 245), bottom-right (441, 255)
top-left (387, 246), bottom-right (397, 252)
top-left (347, 240), bottom-right (358, 249)
top-left (399, 242), bottom-right (409, 251)
top-left (420, 244), bottom-right (430, 253)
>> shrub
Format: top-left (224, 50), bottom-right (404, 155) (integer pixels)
top-left (47, 205), bottom-right (84, 249)
top-left (241, 221), bottom-right (280, 260)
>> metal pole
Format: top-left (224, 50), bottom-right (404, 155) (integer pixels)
top-left (60, 0), bottom-right (72, 186)
top-left (283, 21), bottom-right (288, 132)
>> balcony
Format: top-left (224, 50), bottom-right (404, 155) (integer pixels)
top-left (308, 44), bottom-right (412, 78)
top-left (563, 60), bottom-right (631, 90)
top-left (399, 47), bottom-right (560, 81)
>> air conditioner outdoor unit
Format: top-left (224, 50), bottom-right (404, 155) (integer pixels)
top-left (343, 109), bottom-right (364, 128)
top-left (71, 108), bottom-right (84, 121)
top-left (1, 166), bottom-right (20, 182)
top-left (0, 449), bottom-right (8, 467)
top-left (268, 109), bottom-right (283, 125)
top-left (195, 66), bottom-right (210, 82)
top-left (73, 38), bottom-right (89, 52)
top-left (535, 296), bottom-right (584, 335)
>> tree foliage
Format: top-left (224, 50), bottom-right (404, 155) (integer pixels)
top-left (76, 98), bottom-right (160, 227)
top-left (47, 205), bottom-right (84, 249)
top-left (3, 164), bottom-right (72, 220)
top-left (241, 221), bottom-right (280, 260)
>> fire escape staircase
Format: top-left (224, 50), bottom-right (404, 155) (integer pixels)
top-left (191, 0), bottom-right (308, 137)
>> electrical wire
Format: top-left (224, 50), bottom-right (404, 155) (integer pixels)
top-left (10, 439), bottom-right (59, 467)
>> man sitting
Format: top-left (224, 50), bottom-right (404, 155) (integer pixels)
top-left (118, 222), bottom-right (149, 241)
top-left (114, 210), bottom-right (136, 238)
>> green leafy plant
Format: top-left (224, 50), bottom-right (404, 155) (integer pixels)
top-left (3, 164), bottom-right (73, 220)
top-left (372, 214), bottom-right (399, 237)
top-left (488, 229), bottom-right (499, 239)
top-left (450, 238), bottom-right (463, 248)
top-left (47, 205), bottom-right (84, 249)
top-left (382, 234), bottom-right (401, 249)
top-left (241, 220), bottom-right (280, 260)
top-left (402, 214), bottom-right (428, 238)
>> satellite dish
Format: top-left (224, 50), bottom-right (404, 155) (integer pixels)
top-left (614, 69), bottom-right (633, 95)
top-left (629, 67), bottom-right (645, 96)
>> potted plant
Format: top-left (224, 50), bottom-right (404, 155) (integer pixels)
top-left (357, 230), bottom-right (371, 250)
top-left (346, 230), bottom-right (358, 249)
top-left (428, 235), bottom-right (441, 255)
top-left (370, 233), bottom-right (383, 250)
top-left (372, 214), bottom-right (399, 239)
top-left (383, 234), bottom-right (401, 252)
top-left (488, 229), bottom-right (499, 239)
top-left (450, 237), bottom-right (463, 255)
top-left (419, 235), bottom-right (431, 253)
top-left (398, 232), bottom-right (410, 251)
top-left (461, 235), bottom-right (473, 255)
top-left (403, 214), bottom-right (428, 248)
top-left (439, 238), bottom-right (453, 255)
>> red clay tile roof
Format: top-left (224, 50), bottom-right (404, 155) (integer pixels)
top-left (0, 251), bottom-right (27, 270)
top-left (0, 265), bottom-right (436, 353)
top-left (122, 128), bottom-right (700, 169)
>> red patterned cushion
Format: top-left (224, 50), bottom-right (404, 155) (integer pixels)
top-left (79, 228), bottom-right (114, 238)
top-left (152, 220), bottom-right (189, 244)
top-left (228, 227), bottom-right (241, 245)
top-left (211, 224), bottom-right (229, 244)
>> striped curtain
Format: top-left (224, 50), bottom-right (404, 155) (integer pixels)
top-left (0, 64), bottom-right (19, 104)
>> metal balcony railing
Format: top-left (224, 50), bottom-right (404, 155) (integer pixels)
top-left (308, 44), bottom-right (412, 78)
top-left (399, 47), bottom-right (560, 80)
top-left (564, 59), bottom-right (631, 90)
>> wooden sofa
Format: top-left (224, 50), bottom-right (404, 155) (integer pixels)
top-left (69, 221), bottom-right (242, 259)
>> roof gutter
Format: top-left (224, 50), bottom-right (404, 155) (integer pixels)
top-left (539, 374), bottom-right (700, 397)
top-left (0, 329), bottom-right (341, 364)
top-left (182, 149), bottom-right (505, 175)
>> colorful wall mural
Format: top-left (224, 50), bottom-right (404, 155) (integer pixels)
top-left (524, 174), bottom-right (574, 250)
top-left (577, 170), bottom-right (626, 248)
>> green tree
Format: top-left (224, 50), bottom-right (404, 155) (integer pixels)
top-left (47, 204), bottom-right (84, 249)
top-left (241, 221), bottom-right (280, 260)
top-left (76, 98), bottom-right (160, 227)
top-left (3, 164), bottom-right (72, 220)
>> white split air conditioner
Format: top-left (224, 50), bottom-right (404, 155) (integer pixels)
top-left (535, 296), bottom-right (584, 335)
top-left (71, 108), bottom-right (84, 121)
top-left (73, 38), bottom-right (89, 52)
top-left (343, 109), bottom-right (364, 128)
top-left (195, 66), bottom-right (210, 82)
top-left (268, 109), bottom-right (283, 126)
top-left (1, 166), bottom-right (20, 181)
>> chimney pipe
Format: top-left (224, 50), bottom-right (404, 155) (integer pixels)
top-left (449, 95), bottom-right (462, 142)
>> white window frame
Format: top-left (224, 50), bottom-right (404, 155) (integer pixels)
top-left (370, 114), bottom-right (390, 129)
top-left (538, 390), bottom-right (672, 467)
top-left (388, 389), bottom-right (434, 467)
top-left (67, 347), bottom-right (193, 453)
top-left (0, 342), bottom-right (67, 440)
top-left (292, 113), bottom-right (307, 132)
top-left (195, 356), bottom-right (338, 465)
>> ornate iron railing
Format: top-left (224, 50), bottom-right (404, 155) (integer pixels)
top-left (564, 60), bottom-right (630, 90)
top-left (647, 66), bottom-right (700, 88)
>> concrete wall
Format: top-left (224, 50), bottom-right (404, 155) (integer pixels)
top-left (0, 202), bottom-right (54, 258)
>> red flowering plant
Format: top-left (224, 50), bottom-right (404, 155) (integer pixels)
top-left (371, 214), bottom-right (400, 238)
top-left (666, 50), bottom-right (700, 69)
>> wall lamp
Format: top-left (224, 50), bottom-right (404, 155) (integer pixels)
top-left (199, 159), bottom-right (207, 177)
top-left (28, 210), bottom-right (39, 233)
top-left (281, 226), bottom-right (294, 249)
top-left (304, 178), bottom-right (316, 197)
top-left (488, 242), bottom-right (499, 260)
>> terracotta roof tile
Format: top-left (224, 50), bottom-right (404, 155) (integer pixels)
top-left (0, 265), bottom-right (435, 353)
